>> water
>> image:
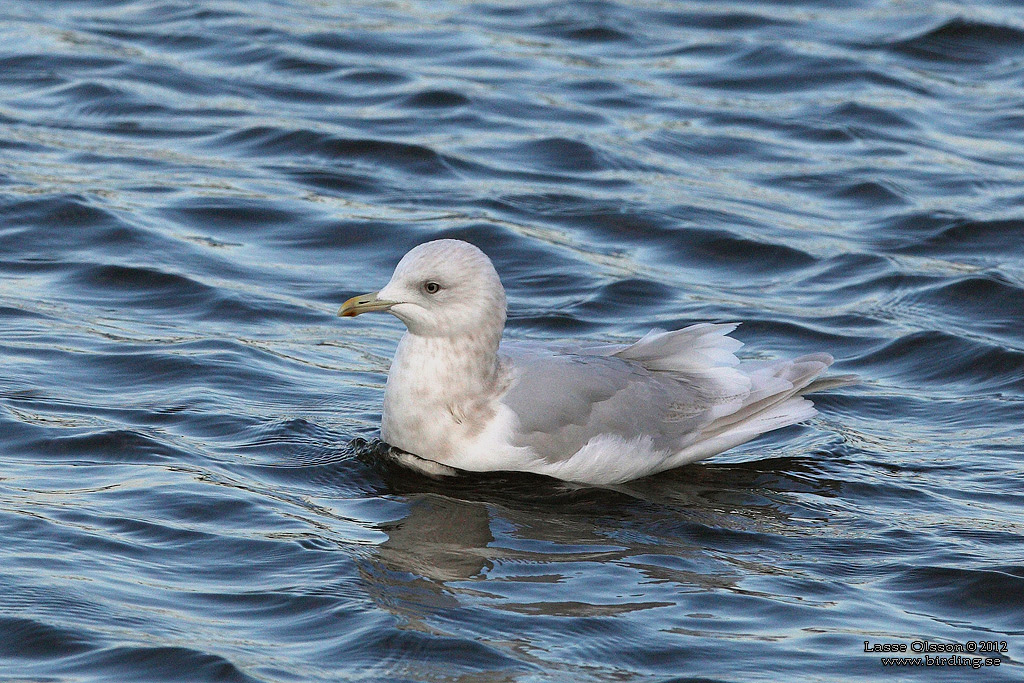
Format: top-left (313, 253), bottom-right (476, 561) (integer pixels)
top-left (1, 0), bottom-right (1022, 680)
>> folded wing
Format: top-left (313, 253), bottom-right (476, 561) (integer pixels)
top-left (499, 324), bottom-right (850, 471)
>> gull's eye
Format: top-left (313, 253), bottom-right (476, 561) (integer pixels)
top-left (423, 281), bottom-right (441, 294)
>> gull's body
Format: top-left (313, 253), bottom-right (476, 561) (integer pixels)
top-left (340, 239), bottom-right (851, 485)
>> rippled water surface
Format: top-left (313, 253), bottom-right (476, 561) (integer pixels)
top-left (2, 1), bottom-right (1023, 680)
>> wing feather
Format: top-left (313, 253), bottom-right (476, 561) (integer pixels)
top-left (498, 324), bottom-right (848, 469)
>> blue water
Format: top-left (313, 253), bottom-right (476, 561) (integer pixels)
top-left (1, 1), bottom-right (1023, 681)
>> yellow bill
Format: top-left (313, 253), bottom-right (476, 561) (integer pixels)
top-left (338, 291), bottom-right (397, 317)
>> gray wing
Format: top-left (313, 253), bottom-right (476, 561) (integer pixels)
top-left (498, 342), bottom-right (728, 462)
top-left (496, 323), bottom-right (843, 465)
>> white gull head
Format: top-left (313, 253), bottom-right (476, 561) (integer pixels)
top-left (342, 239), bottom-right (506, 341)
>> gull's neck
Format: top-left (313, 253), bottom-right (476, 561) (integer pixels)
top-left (390, 329), bottom-right (503, 396)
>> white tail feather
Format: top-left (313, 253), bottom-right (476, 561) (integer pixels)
top-left (660, 397), bottom-right (818, 471)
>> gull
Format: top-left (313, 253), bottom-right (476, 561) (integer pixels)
top-left (339, 239), bottom-right (851, 485)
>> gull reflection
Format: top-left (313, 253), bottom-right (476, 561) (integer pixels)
top-left (377, 493), bottom-right (494, 583)
top-left (354, 439), bottom-right (848, 627)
